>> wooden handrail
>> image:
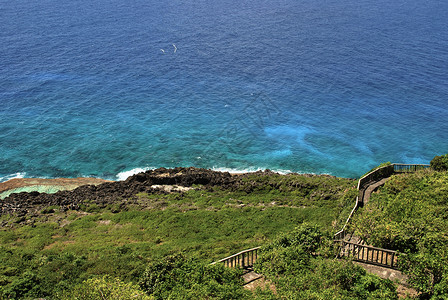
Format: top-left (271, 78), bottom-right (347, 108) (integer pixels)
top-left (338, 240), bottom-right (400, 269)
top-left (214, 163), bottom-right (428, 272)
top-left (334, 163), bottom-right (428, 269)
top-left (211, 247), bottom-right (261, 268)
top-left (334, 163), bottom-right (429, 240)
top-left (393, 164), bottom-right (430, 172)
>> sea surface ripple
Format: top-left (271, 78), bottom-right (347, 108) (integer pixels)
top-left (1, 0), bottom-right (447, 180)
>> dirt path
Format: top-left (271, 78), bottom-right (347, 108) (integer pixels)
top-left (242, 269), bottom-right (276, 293)
top-left (347, 177), bottom-right (419, 297)
top-left (354, 261), bottom-right (418, 298)
top-left (362, 177), bottom-right (389, 205)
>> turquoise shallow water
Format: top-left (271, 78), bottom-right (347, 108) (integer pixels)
top-left (0, 186), bottom-right (67, 200)
top-left (1, 0), bottom-right (447, 181)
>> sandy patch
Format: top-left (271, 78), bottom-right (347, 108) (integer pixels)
top-left (0, 177), bottom-right (111, 198)
top-left (97, 220), bottom-right (112, 225)
top-left (151, 185), bottom-right (193, 193)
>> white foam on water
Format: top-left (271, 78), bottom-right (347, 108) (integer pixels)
top-left (211, 166), bottom-right (293, 175)
top-left (0, 172), bottom-right (26, 183)
top-left (115, 164), bottom-right (329, 182)
top-left (116, 167), bottom-right (154, 181)
top-left (212, 167), bottom-right (264, 174)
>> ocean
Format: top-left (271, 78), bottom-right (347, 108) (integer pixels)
top-left (1, 0), bottom-right (447, 181)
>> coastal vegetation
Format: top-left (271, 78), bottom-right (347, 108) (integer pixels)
top-left (0, 170), bottom-right (355, 299)
top-left (430, 154), bottom-right (448, 171)
top-left (253, 224), bottom-right (398, 299)
top-left (352, 157), bottom-right (448, 299)
top-left (1, 160), bottom-right (447, 299)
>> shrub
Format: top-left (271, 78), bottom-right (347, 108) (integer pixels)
top-left (139, 253), bottom-right (249, 299)
top-left (261, 223), bottom-right (331, 255)
top-left (352, 273), bottom-right (397, 300)
top-left (85, 203), bottom-right (101, 213)
top-left (254, 226), bottom-right (398, 299)
top-left (352, 168), bottom-right (448, 298)
top-left (254, 223), bottom-right (328, 278)
top-left (254, 245), bottom-right (310, 277)
top-left (399, 250), bottom-right (448, 297)
top-left (1, 271), bottom-right (44, 299)
top-left (430, 154), bottom-right (448, 171)
top-left (58, 275), bottom-right (152, 300)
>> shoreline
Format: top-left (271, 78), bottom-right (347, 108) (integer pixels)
top-left (0, 177), bottom-right (112, 200)
top-left (0, 166), bottom-right (322, 185)
top-left (0, 167), bottom-right (342, 201)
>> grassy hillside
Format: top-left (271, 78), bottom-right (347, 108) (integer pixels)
top-left (352, 168), bottom-right (448, 298)
top-left (0, 170), bottom-right (356, 299)
top-left (253, 224), bottom-right (398, 299)
top-left (5, 165), bottom-right (444, 299)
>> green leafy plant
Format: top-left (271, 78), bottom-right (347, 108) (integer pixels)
top-left (430, 154), bottom-right (448, 171)
top-left (58, 275), bottom-right (152, 300)
top-left (254, 225), bottom-right (397, 299)
top-left (139, 254), bottom-right (249, 299)
top-left (352, 167), bottom-right (448, 298)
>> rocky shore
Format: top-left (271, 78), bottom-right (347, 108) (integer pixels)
top-left (0, 168), bottom-right (228, 216)
top-left (0, 167), bottom-right (341, 219)
top-left (0, 177), bottom-right (111, 195)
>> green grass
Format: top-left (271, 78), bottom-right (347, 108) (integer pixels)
top-left (253, 224), bottom-right (398, 299)
top-left (352, 168), bottom-right (448, 298)
top-left (1, 205), bottom-right (337, 259)
top-left (0, 206), bottom-right (338, 298)
top-left (0, 172), bottom-right (356, 298)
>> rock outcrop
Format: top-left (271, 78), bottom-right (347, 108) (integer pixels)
top-left (0, 167), bottom-right (237, 216)
top-left (0, 167), bottom-right (342, 218)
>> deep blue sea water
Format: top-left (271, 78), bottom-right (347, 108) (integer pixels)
top-left (1, 0), bottom-right (447, 181)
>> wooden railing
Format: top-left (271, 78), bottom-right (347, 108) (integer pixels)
top-left (358, 165), bottom-right (394, 190)
top-left (213, 163), bottom-right (428, 272)
top-left (334, 163), bottom-right (429, 241)
top-left (211, 247), bottom-right (261, 269)
top-left (393, 164), bottom-right (430, 172)
top-left (337, 241), bottom-right (399, 269)
top-left (334, 195), bottom-right (359, 241)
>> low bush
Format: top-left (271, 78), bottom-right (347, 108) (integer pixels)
top-left (0, 171), bottom-right (356, 298)
top-left (254, 224), bottom-right (398, 299)
top-left (430, 154), bottom-right (448, 171)
top-left (352, 168), bottom-right (448, 298)
top-left (58, 275), bottom-right (152, 300)
top-left (139, 254), bottom-right (249, 299)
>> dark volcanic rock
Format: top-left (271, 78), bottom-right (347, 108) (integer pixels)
top-left (0, 167), bottom-right (350, 219)
top-left (0, 167), bottom-right (237, 216)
